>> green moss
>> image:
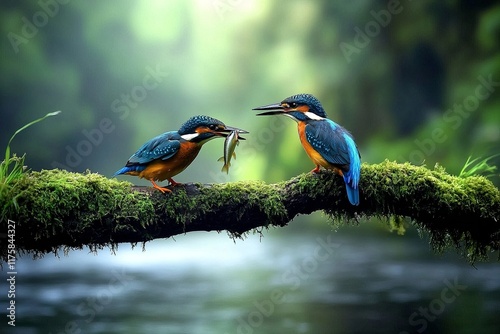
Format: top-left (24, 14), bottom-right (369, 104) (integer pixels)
top-left (4, 169), bottom-right (155, 256)
top-left (388, 216), bottom-right (407, 235)
top-left (353, 160), bottom-right (500, 262)
top-left (191, 181), bottom-right (287, 226)
top-left (1, 161), bottom-right (498, 263)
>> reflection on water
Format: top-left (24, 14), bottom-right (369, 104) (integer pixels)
top-left (6, 221), bottom-right (500, 334)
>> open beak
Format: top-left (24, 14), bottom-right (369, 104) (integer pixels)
top-left (252, 103), bottom-right (285, 116)
top-left (218, 125), bottom-right (249, 140)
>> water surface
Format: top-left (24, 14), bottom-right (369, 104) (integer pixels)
top-left (4, 221), bottom-right (500, 334)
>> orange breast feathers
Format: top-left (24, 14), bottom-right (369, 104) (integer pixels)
top-left (138, 142), bottom-right (202, 182)
top-left (297, 122), bottom-right (333, 170)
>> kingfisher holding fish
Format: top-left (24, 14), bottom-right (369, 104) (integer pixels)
top-left (114, 115), bottom-right (248, 193)
top-left (253, 93), bottom-right (361, 206)
top-left (218, 129), bottom-right (246, 173)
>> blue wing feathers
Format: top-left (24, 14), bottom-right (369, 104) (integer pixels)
top-left (306, 119), bottom-right (361, 205)
top-left (114, 131), bottom-right (181, 177)
top-left (126, 131), bottom-right (181, 165)
top-left (305, 120), bottom-right (351, 166)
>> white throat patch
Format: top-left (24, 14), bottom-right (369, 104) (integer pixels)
top-left (304, 112), bottom-right (325, 120)
top-left (181, 133), bottom-right (200, 141)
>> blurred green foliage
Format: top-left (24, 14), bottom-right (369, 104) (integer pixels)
top-left (1, 4), bottom-right (499, 332)
top-left (1, 0), bottom-right (499, 188)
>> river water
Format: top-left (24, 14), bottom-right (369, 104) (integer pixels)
top-left (4, 218), bottom-right (500, 334)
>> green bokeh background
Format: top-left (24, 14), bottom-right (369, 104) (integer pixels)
top-left (2, 0), bottom-right (499, 184)
top-left (1, 1), bottom-right (499, 333)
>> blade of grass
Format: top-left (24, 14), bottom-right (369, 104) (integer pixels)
top-left (5, 111), bottom-right (61, 155)
top-left (459, 154), bottom-right (499, 178)
top-left (1, 110), bottom-right (61, 184)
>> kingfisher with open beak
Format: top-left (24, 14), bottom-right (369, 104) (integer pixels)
top-left (253, 94), bottom-right (361, 205)
top-left (113, 115), bottom-right (248, 193)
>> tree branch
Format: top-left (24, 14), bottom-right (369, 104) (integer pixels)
top-left (1, 160), bottom-right (499, 263)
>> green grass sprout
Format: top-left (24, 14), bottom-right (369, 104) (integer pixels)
top-left (0, 110), bottom-right (61, 221)
top-left (458, 154), bottom-right (499, 179)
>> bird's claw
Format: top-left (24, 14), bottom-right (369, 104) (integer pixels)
top-left (311, 165), bottom-right (321, 174)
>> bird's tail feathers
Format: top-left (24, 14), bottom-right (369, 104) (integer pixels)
top-left (113, 165), bottom-right (145, 176)
top-left (344, 182), bottom-right (359, 206)
top-left (343, 140), bottom-right (361, 205)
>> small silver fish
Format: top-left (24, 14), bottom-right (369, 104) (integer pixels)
top-left (218, 130), bottom-right (243, 174)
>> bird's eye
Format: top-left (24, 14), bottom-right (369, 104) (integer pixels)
top-left (290, 102), bottom-right (297, 108)
top-left (209, 124), bottom-right (217, 130)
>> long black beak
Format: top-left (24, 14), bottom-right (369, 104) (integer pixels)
top-left (252, 103), bottom-right (284, 116)
top-left (219, 125), bottom-right (249, 140)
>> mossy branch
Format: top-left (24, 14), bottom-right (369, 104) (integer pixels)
top-left (1, 160), bottom-right (499, 263)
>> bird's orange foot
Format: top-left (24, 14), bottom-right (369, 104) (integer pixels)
top-left (150, 180), bottom-right (172, 193)
top-left (310, 165), bottom-right (321, 174)
top-left (167, 178), bottom-right (183, 187)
